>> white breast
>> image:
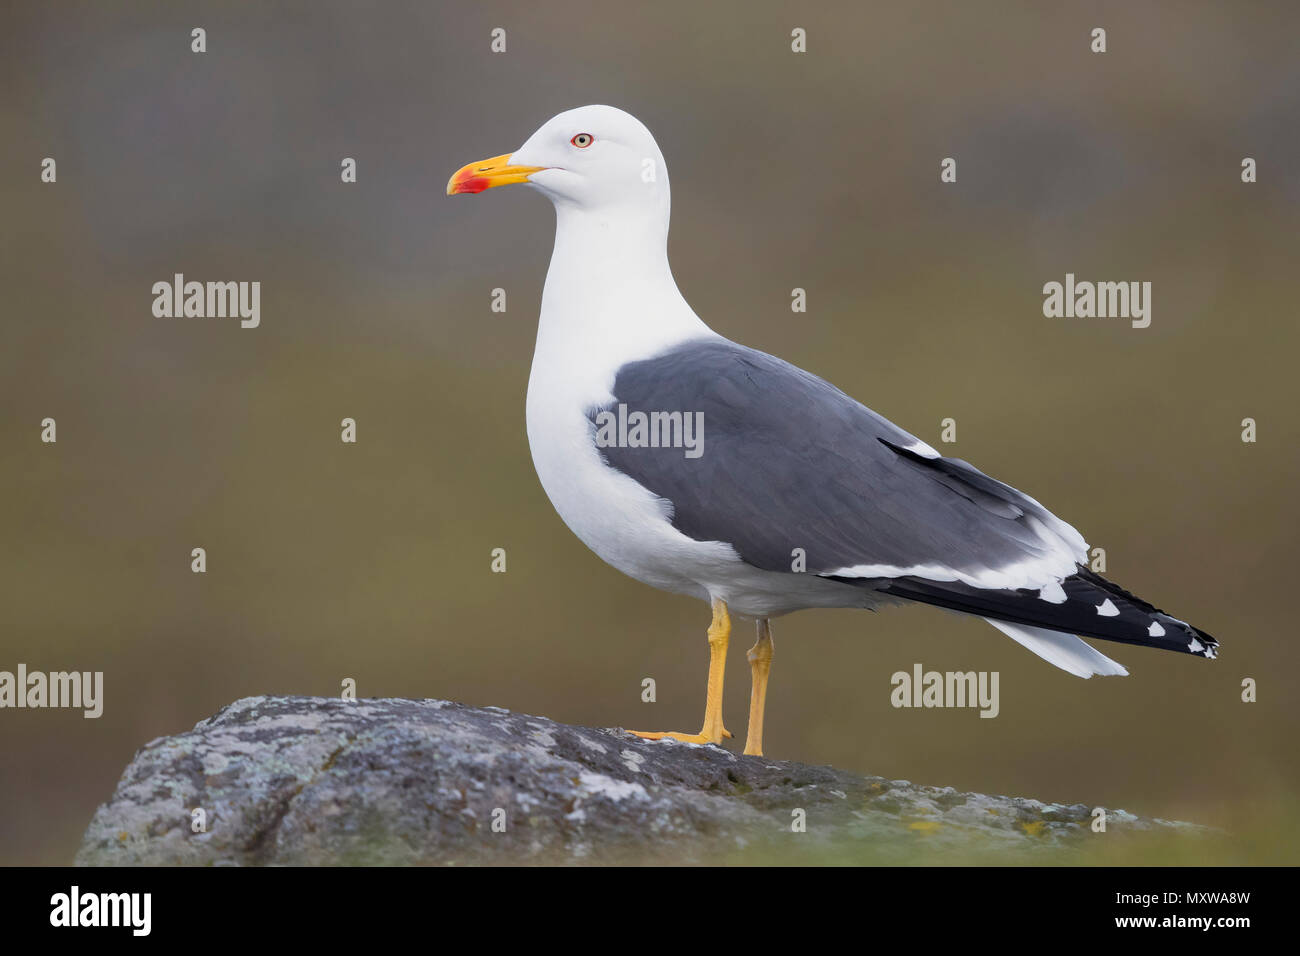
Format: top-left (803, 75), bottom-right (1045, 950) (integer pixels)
top-left (519, 199), bottom-right (877, 617)
top-left (525, 368), bottom-right (878, 618)
top-left (523, 253), bottom-right (732, 602)
top-left (522, 274), bottom-right (877, 616)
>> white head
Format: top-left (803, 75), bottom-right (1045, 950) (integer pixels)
top-left (450, 106), bottom-right (711, 377)
top-left (447, 105), bottom-right (670, 223)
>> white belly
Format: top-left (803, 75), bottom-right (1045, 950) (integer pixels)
top-left (523, 369), bottom-right (880, 618)
top-left (525, 372), bottom-right (722, 602)
top-left (522, 257), bottom-right (879, 618)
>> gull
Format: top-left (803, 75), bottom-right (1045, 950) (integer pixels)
top-left (447, 105), bottom-right (1218, 757)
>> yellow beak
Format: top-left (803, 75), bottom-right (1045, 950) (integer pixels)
top-left (446, 153), bottom-right (547, 195)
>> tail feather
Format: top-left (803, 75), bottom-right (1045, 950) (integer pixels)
top-left (983, 618), bottom-right (1129, 678)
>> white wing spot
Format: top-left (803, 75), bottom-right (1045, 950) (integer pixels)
top-left (1038, 582), bottom-right (1067, 604)
top-left (1189, 637), bottom-right (1205, 654)
top-left (1096, 599), bottom-right (1119, 617)
top-left (1148, 621), bottom-right (1165, 637)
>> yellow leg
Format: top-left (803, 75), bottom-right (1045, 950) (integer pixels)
top-left (628, 598), bottom-right (733, 745)
top-left (743, 619), bottom-right (774, 756)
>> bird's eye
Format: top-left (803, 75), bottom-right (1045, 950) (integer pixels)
top-left (570, 133), bottom-right (594, 148)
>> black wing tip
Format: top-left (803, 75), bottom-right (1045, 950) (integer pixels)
top-left (1077, 567), bottom-right (1220, 659)
top-left (870, 567), bottom-right (1220, 660)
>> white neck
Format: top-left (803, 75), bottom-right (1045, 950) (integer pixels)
top-left (529, 202), bottom-right (715, 401)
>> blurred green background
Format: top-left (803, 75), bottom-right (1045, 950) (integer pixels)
top-left (1, 1), bottom-right (1297, 865)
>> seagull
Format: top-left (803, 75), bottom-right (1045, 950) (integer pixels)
top-left (447, 105), bottom-right (1218, 758)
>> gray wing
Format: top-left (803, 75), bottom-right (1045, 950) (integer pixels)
top-left (591, 338), bottom-right (1085, 586)
top-left (590, 338), bottom-right (1220, 661)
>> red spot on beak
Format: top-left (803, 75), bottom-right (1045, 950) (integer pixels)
top-left (447, 154), bottom-right (546, 196)
top-left (454, 175), bottom-right (490, 194)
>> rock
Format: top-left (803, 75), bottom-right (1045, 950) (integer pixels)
top-left (76, 695), bottom-right (1206, 865)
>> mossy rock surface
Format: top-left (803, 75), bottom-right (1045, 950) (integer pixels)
top-left (76, 695), bottom-right (1207, 865)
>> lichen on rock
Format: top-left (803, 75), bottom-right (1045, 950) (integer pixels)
top-left (76, 695), bottom-right (1207, 865)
